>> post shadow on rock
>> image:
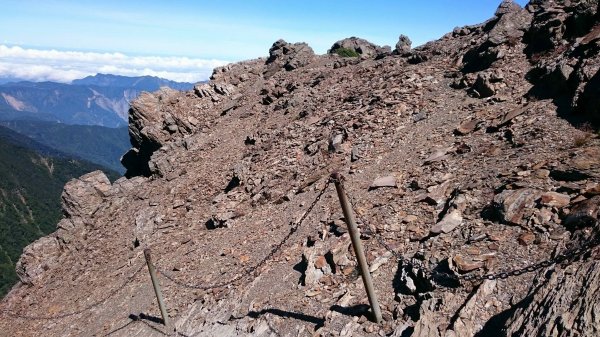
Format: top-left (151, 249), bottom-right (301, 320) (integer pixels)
top-left (247, 308), bottom-right (325, 329)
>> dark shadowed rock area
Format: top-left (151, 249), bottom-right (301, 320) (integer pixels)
top-left (2, 1), bottom-right (600, 336)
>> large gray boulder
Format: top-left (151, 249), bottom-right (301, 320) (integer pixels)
top-left (395, 34), bottom-right (412, 54)
top-left (329, 36), bottom-right (389, 58)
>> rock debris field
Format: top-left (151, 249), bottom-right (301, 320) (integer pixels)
top-left (2, 1), bottom-right (600, 336)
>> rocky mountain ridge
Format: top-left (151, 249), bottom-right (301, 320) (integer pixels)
top-left (1, 1), bottom-right (600, 336)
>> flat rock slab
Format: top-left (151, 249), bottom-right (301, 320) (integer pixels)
top-left (540, 191), bottom-right (570, 208)
top-left (430, 209), bottom-right (463, 234)
top-left (455, 119), bottom-right (479, 135)
top-left (370, 175), bottom-right (397, 189)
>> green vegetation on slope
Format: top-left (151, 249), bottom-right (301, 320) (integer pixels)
top-left (334, 47), bottom-right (360, 57)
top-left (1, 121), bottom-right (130, 174)
top-left (0, 128), bottom-right (118, 297)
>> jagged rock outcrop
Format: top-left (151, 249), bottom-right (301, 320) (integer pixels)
top-left (2, 1), bottom-right (600, 337)
top-left (523, 0), bottom-right (600, 125)
top-left (265, 39), bottom-right (315, 77)
top-left (461, 0), bottom-right (532, 73)
top-left (503, 260), bottom-right (600, 337)
top-left (61, 170), bottom-right (113, 217)
top-left (395, 34), bottom-right (412, 54)
top-left (16, 171), bottom-right (114, 286)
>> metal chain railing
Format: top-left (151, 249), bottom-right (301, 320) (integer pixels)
top-left (2, 173), bottom-right (598, 326)
top-left (0, 261), bottom-right (146, 320)
top-left (459, 231), bottom-right (600, 282)
top-left (0, 179), bottom-right (331, 323)
top-left (154, 178), bottom-right (331, 290)
top-left (338, 176), bottom-right (600, 287)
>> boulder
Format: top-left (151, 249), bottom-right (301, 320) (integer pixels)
top-left (265, 39), bottom-right (315, 76)
top-left (394, 34), bottom-right (412, 54)
top-left (455, 119), bottom-right (480, 135)
top-left (472, 73), bottom-right (497, 97)
top-left (329, 37), bottom-right (387, 58)
top-left (61, 171), bottom-right (112, 218)
top-left (370, 175), bottom-right (397, 189)
top-left (430, 209), bottom-right (463, 234)
top-left (493, 188), bottom-right (541, 226)
top-left (539, 191), bottom-right (571, 208)
top-left (563, 196), bottom-right (600, 229)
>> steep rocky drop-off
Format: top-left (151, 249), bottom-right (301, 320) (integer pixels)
top-left (2, 1), bottom-right (600, 336)
top-left (0, 125), bottom-right (119, 298)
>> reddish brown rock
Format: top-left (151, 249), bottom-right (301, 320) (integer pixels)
top-left (455, 119), bottom-right (480, 135)
top-left (539, 192), bottom-right (571, 208)
top-left (453, 255), bottom-right (484, 273)
top-left (3, 3), bottom-right (600, 337)
top-left (517, 232), bottom-right (536, 246)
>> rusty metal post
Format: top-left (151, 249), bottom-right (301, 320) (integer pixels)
top-left (331, 172), bottom-right (383, 323)
top-left (144, 248), bottom-right (170, 327)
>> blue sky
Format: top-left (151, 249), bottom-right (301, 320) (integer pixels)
top-left (0, 0), bottom-right (529, 83)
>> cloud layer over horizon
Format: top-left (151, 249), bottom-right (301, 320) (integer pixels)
top-left (0, 45), bottom-right (230, 83)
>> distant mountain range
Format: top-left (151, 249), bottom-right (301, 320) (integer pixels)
top-left (0, 74), bottom-right (194, 127)
top-left (0, 124), bottom-right (119, 296)
top-left (0, 74), bottom-right (195, 173)
top-left (72, 73), bottom-right (194, 91)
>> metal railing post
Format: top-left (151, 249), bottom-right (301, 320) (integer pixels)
top-left (144, 248), bottom-right (170, 327)
top-left (331, 172), bottom-right (383, 323)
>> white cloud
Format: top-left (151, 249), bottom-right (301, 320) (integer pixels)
top-left (0, 45), bottom-right (230, 83)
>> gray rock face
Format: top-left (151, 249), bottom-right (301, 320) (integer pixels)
top-left (495, 0), bottom-right (522, 16)
top-left (503, 261), bottom-right (600, 337)
top-left (488, 1), bottom-right (530, 46)
top-left (15, 236), bottom-right (62, 286)
top-left (122, 87), bottom-right (189, 177)
top-left (523, 1), bottom-right (600, 125)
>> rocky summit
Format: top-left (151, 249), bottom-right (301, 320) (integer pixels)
top-left (2, 1), bottom-right (600, 336)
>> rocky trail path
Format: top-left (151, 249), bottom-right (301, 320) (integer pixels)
top-left (2, 1), bottom-right (600, 336)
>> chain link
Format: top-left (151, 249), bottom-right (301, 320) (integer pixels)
top-left (460, 230), bottom-right (600, 283)
top-left (338, 176), bottom-right (600, 287)
top-left (0, 261), bottom-right (146, 320)
top-left (155, 179), bottom-right (331, 290)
